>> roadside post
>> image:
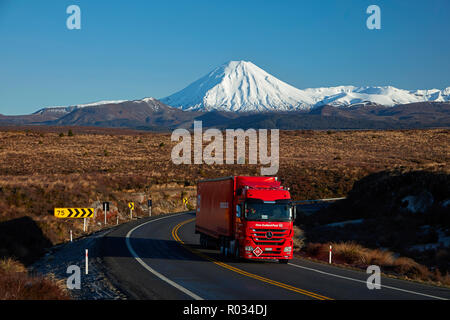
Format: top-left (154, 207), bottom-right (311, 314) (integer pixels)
top-left (83, 218), bottom-right (86, 232)
top-left (70, 230), bottom-right (73, 242)
top-left (85, 249), bottom-right (88, 274)
top-left (329, 245), bottom-right (332, 264)
top-left (103, 201), bottom-right (110, 225)
top-left (128, 202), bottom-right (134, 219)
top-left (148, 199), bottom-right (152, 217)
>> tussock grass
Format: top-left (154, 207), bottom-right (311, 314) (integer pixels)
top-left (293, 226), bottom-right (305, 251)
top-left (0, 258), bottom-right (70, 300)
top-left (0, 258), bottom-right (27, 273)
top-left (301, 242), bottom-right (450, 286)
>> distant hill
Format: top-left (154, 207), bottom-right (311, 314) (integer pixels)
top-left (1, 99), bottom-right (449, 131)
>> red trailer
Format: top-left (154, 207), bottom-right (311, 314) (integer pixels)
top-left (196, 176), bottom-right (295, 263)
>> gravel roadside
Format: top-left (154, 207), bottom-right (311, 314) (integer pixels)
top-left (30, 227), bottom-right (127, 300)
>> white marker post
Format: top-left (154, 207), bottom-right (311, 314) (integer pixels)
top-left (148, 199), bottom-right (152, 217)
top-left (85, 249), bottom-right (88, 274)
top-left (103, 202), bottom-right (109, 226)
top-left (70, 230), bottom-right (73, 242)
top-left (329, 245), bottom-right (332, 264)
top-left (83, 218), bottom-right (86, 232)
top-left (116, 215), bottom-right (119, 225)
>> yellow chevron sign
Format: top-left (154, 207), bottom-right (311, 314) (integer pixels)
top-left (54, 208), bottom-right (94, 218)
top-left (183, 197), bottom-right (188, 205)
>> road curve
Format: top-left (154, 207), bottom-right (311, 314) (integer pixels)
top-left (98, 212), bottom-right (450, 300)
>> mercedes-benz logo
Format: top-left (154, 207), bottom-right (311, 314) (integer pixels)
top-left (266, 231), bottom-right (273, 239)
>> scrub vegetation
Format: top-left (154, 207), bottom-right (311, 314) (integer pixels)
top-left (0, 126), bottom-right (448, 293)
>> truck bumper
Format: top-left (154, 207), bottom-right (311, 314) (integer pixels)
top-left (241, 245), bottom-right (293, 260)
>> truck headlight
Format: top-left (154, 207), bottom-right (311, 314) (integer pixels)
top-left (283, 246), bottom-right (292, 252)
top-left (245, 246), bottom-right (253, 252)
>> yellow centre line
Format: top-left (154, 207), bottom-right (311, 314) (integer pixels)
top-left (172, 217), bottom-right (333, 300)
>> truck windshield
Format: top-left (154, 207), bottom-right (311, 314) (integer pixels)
top-left (245, 202), bottom-right (292, 222)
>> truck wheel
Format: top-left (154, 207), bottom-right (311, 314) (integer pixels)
top-left (200, 234), bottom-right (205, 248)
top-left (279, 259), bottom-right (289, 264)
top-left (234, 244), bottom-right (241, 260)
top-left (224, 239), bottom-right (230, 257)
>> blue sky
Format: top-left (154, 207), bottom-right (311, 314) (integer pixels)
top-left (0, 0), bottom-right (449, 115)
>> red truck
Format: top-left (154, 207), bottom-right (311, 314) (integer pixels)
top-left (195, 176), bottom-right (296, 263)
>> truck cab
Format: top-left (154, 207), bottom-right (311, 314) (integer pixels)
top-left (196, 176), bottom-right (296, 264)
top-left (233, 177), bottom-right (295, 263)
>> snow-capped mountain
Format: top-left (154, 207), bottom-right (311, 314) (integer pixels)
top-left (161, 60), bottom-right (315, 112)
top-left (304, 86), bottom-right (450, 108)
top-left (161, 60), bottom-right (450, 112)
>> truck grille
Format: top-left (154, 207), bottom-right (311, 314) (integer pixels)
top-left (251, 228), bottom-right (288, 245)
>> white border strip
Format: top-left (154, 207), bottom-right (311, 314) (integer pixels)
top-left (288, 262), bottom-right (448, 300)
top-left (125, 213), bottom-right (204, 300)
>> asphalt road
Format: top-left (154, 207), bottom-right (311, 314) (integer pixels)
top-left (99, 212), bottom-right (450, 300)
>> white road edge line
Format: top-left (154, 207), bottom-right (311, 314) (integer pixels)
top-left (125, 213), bottom-right (204, 300)
top-left (288, 262), bottom-right (448, 300)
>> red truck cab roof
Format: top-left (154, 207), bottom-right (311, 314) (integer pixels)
top-left (236, 176), bottom-right (291, 201)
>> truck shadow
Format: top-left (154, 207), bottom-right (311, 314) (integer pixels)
top-left (97, 234), bottom-right (206, 262)
top-left (98, 234), bottom-right (274, 264)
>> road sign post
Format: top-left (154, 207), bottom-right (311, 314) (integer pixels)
top-left (183, 197), bottom-right (188, 210)
top-left (54, 208), bottom-right (94, 236)
top-left (128, 202), bottom-right (134, 219)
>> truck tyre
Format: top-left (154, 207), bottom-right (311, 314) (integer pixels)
top-left (224, 239), bottom-right (230, 257)
top-left (200, 234), bottom-right (206, 248)
top-left (234, 244), bottom-right (241, 260)
top-left (279, 259), bottom-right (289, 264)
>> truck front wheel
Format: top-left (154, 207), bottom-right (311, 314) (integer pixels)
top-left (279, 259), bottom-right (289, 264)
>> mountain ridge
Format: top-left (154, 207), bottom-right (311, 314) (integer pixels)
top-left (161, 60), bottom-right (450, 112)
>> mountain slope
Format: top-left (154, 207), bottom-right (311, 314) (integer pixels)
top-left (161, 60), bottom-right (314, 112)
top-left (46, 98), bottom-right (200, 130)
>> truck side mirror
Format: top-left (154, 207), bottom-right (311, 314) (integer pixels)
top-left (236, 205), bottom-right (241, 218)
top-left (293, 206), bottom-right (297, 220)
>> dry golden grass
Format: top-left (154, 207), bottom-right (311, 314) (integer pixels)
top-left (0, 128), bottom-right (448, 198)
top-left (293, 226), bottom-right (305, 251)
top-left (0, 258), bottom-right (70, 300)
top-left (0, 257), bottom-right (27, 273)
top-left (301, 241), bottom-right (450, 286)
